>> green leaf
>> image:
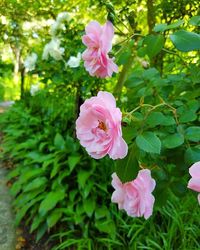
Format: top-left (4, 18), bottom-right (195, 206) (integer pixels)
top-left (20, 168), bottom-right (44, 184)
top-left (153, 20), bottom-right (184, 32)
top-left (167, 19), bottom-right (184, 29)
top-left (163, 133), bottom-right (184, 149)
top-left (95, 206), bottom-right (110, 219)
top-left (144, 34), bottom-right (164, 59)
top-left (23, 177), bottom-right (47, 192)
top-left (179, 111), bottom-right (197, 123)
top-left (153, 23), bottom-right (168, 32)
top-left (171, 181), bottom-right (187, 197)
top-left (54, 133), bottom-right (65, 150)
top-left (50, 161), bottom-right (60, 179)
top-left (77, 170), bottom-right (91, 189)
top-left (68, 155), bottom-right (81, 172)
top-left (136, 132), bottom-right (161, 154)
top-left (15, 195), bottom-right (44, 225)
top-left (122, 127), bottom-right (137, 144)
top-left (36, 223), bottom-right (47, 242)
top-left (95, 219), bottom-right (116, 238)
top-left (30, 214), bottom-right (44, 233)
top-left (170, 30), bottom-right (200, 52)
top-left (83, 197), bottom-right (96, 217)
top-left (115, 144), bottom-right (139, 183)
top-left (47, 209), bottom-right (62, 228)
top-left (10, 181), bottom-right (22, 196)
top-left (184, 147), bottom-right (200, 165)
top-left (185, 126), bottom-right (200, 142)
top-left (189, 16), bottom-right (200, 26)
top-left (39, 190), bottom-right (65, 216)
top-left (146, 112), bottom-right (166, 127)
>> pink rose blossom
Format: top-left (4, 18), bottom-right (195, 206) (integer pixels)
top-left (82, 20), bottom-right (118, 78)
top-left (76, 91), bottom-right (128, 160)
top-left (111, 169), bottom-right (156, 219)
top-left (188, 161), bottom-right (200, 204)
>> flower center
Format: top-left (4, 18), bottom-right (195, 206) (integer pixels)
top-left (98, 121), bottom-right (107, 132)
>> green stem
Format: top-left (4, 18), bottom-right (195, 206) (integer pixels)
top-left (114, 54), bottom-right (134, 98)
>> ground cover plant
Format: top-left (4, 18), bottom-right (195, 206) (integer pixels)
top-left (0, 0), bottom-right (200, 249)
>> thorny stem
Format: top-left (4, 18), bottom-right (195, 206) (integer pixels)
top-left (126, 102), bottom-right (179, 125)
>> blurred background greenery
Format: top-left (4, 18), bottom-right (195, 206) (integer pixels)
top-left (0, 0), bottom-right (200, 249)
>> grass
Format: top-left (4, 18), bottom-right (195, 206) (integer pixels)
top-left (52, 192), bottom-right (200, 250)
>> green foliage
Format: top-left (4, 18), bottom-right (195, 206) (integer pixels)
top-left (170, 30), bottom-right (200, 52)
top-left (0, 0), bottom-right (199, 249)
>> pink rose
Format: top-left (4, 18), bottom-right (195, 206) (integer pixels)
top-left (111, 169), bottom-right (156, 219)
top-left (82, 20), bottom-right (118, 78)
top-left (188, 161), bottom-right (200, 204)
top-left (76, 91), bottom-right (128, 160)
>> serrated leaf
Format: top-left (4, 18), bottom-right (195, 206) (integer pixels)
top-left (167, 19), bottom-right (184, 29)
top-left (144, 34), bottom-right (164, 59)
top-left (189, 16), bottom-right (200, 26)
top-left (136, 132), bottom-right (161, 154)
top-left (153, 23), bottom-right (168, 32)
top-left (185, 126), bottom-right (200, 142)
top-left (170, 30), bottom-right (200, 52)
top-left (153, 20), bottom-right (184, 32)
top-left (184, 147), bottom-right (200, 165)
top-left (115, 144), bottom-right (139, 183)
top-left (163, 133), bottom-right (184, 149)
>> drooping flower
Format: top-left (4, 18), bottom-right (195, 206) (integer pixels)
top-left (24, 52), bottom-right (37, 72)
top-left (111, 169), bottom-right (156, 219)
top-left (188, 161), bottom-right (200, 204)
top-left (67, 52), bottom-right (81, 68)
top-left (76, 91), bottom-right (127, 160)
top-left (42, 38), bottom-right (65, 61)
top-left (82, 21), bottom-right (118, 78)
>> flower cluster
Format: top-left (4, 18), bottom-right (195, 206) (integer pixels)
top-left (30, 83), bottom-right (40, 96)
top-left (82, 21), bottom-right (118, 78)
top-left (50, 12), bottom-right (71, 37)
top-left (42, 38), bottom-right (65, 61)
top-left (67, 52), bottom-right (82, 68)
top-left (42, 12), bottom-right (70, 61)
top-left (111, 170), bottom-right (156, 219)
top-left (24, 52), bottom-right (37, 72)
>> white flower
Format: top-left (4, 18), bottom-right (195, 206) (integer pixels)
top-left (24, 53), bottom-right (37, 71)
top-left (50, 21), bottom-right (64, 36)
top-left (56, 12), bottom-right (71, 23)
top-left (42, 38), bottom-right (65, 61)
top-left (30, 83), bottom-right (40, 96)
top-left (67, 52), bottom-right (82, 68)
top-left (49, 12), bottom-right (70, 36)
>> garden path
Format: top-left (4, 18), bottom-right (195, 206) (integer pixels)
top-left (0, 104), bottom-right (16, 250)
top-left (0, 167), bottom-right (16, 250)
